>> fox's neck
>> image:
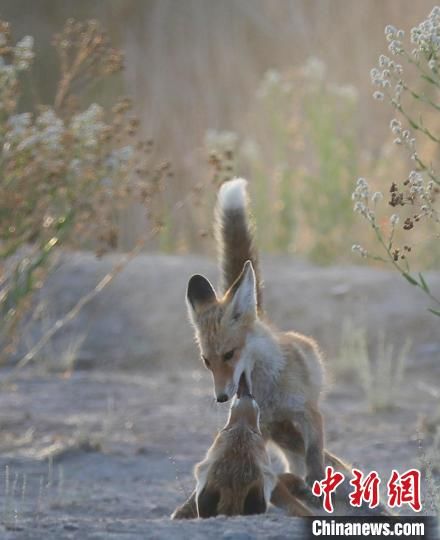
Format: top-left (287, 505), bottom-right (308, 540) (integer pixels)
top-left (245, 319), bottom-right (284, 406)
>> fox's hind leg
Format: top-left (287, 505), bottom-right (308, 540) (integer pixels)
top-left (291, 406), bottom-right (325, 487)
top-left (271, 475), bottom-right (313, 517)
top-left (243, 484), bottom-right (267, 515)
top-left (269, 420), bottom-right (306, 477)
top-left (269, 407), bottom-right (324, 487)
top-left (170, 490), bottom-right (198, 519)
top-left (277, 472), bottom-right (321, 510)
top-left (197, 486), bottom-right (220, 518)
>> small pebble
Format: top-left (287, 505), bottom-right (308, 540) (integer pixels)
top-left (222, 531), bottom-right (255, 540)
top-left (64, 523), bottom-right (79, 531)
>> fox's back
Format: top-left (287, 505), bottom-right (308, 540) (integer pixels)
top-left (277, 330), bottom-right (324, 404)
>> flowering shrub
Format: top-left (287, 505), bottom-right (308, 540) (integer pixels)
top-left (0, 19), bottom-right (167, 356)
top-left (353, 7), bottom-right (440, 316)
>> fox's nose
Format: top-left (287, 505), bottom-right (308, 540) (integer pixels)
top-left (216, 393), bottom-right (229, 403)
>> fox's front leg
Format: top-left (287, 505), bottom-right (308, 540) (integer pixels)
top-left (291, 405), bottom-right (325, 487)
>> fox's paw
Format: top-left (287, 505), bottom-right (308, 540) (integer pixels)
top-left (297, 482), bottom-right (322, 510)
top-left (170, 501), bottom-right (198, 520)
top-left (305, 472), bottom-right (323, 489)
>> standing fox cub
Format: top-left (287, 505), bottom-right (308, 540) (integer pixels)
top-left (173, 374), bottom-right (313, 519)
top-left (186, 178), bottom-right (325, 487)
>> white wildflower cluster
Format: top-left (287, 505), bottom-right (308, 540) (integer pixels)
top-left (353, 10), bottom-right (440, 275)
top-left (4, 113), bottom-right (36, 153)
top-left (0, 34), bottom-right (34, 106)
top-left (352, 177), bottom-right (369, 200)
top-left (6, 112), bottom-right (32, 137)
top-left (407, 170), bottom-right (435, 202)
top-left (0, 32), bottom-right (35, 113)
top-left (370, 56), bottom-right (404, 104)
top-left (4, 109), bottom-right (65, 154)
top-left (256, 69), bottom-right (282, 99)
top-left (408, 170), bottom-right (423, 194)
top-left (328, 84), bottom-right (358, 102)
top-left (15, 129), bottom-right (39, 152)
top-left (258, 58), bottom-right (358, 107)
top-left (410, 6), bottom-right (440, 60)
top-left (418, 201), bottom-right (438, 220)
top-left (2, 98), bottom-right (135, 189)
top-left (36, 109), bottom-right (64, 152)
top-left (371, 191), bottom-right (383, 204)
top-left (385, 25), bottom-right (405, 56)
top-left (13, 35), bottom-right (34, 71)
top-left (389, 118), bottom-right (415, 148)
top-left (205, 129), bottom-right (238, 153)
top-left (390, 214), bottom-right (400, 226)
top-left (70, 104), bottom-right (106, 149)
top-left (302, 57), bottom-right (326, 82)
top-left (351, 244), bottom-right (368, 257)
top-left (106, 145), bottom-right (134, 171)
top-left (385, 25), bottom-right (403, 39)
top-left (352, 178), bottom-right (375, 222)
top-left (256, 69), bottom-right (294, 99)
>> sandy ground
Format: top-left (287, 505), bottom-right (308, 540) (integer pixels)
top-left (0, 254), bottom-right (439, 538)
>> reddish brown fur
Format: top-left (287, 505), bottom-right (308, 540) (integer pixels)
top-left (176, 179), bottom-right (350, 520)
top-left (193, 298), bottom-right (252, 398)
top-left (172, 395), bottom-right (313, 519)
top-left (194, 396), bottom-right (272, 517)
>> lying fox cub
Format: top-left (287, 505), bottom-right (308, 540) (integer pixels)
top-left (173, 374), bottom-right (312, 519)
top-left (186, 178), bottom-right (326, 485)
top-left (196, 374), bottom-right (275, 517)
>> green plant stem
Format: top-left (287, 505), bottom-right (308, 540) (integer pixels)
top-left (371, 220), bottom-right (440, 308)
top-left (395, 103), bottom-right (440, 143)
top-left (413, 154), bottom-right (440, 186)
top-left (404, 50), bottom-right (440, 89)
top-left (404, 83), bottom-right (440, 112)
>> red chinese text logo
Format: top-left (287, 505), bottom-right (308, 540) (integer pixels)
top-left (349, 468), bottom-right (381, 509)
top-left (387, 469), bottom-right (421, 512)
top-left (312, 467), bottom-right (421, 513)
top-left (312, 466), bottom-right (345, 513)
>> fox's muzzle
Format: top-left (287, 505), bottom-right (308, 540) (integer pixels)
top-left (216, 370), bottom-right (251, 403)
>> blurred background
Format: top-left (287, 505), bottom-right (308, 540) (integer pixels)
top-left (2, 0), bottom-right (439, 261)
top-left (0, 1), bottom-right (439, 536)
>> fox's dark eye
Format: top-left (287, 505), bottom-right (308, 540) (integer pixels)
top-left (223, 350), bottom-right (234, 361)
top-left (202, 355), bottom-right (210, 368)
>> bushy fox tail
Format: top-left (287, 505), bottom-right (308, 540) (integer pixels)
top-left (215, 178), bottom-right (263, 310)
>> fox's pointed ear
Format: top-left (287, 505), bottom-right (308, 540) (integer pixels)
top-left (226, 260), bottom-right (257, 319)
top-left (186, 274), bottom-right (217, 318)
